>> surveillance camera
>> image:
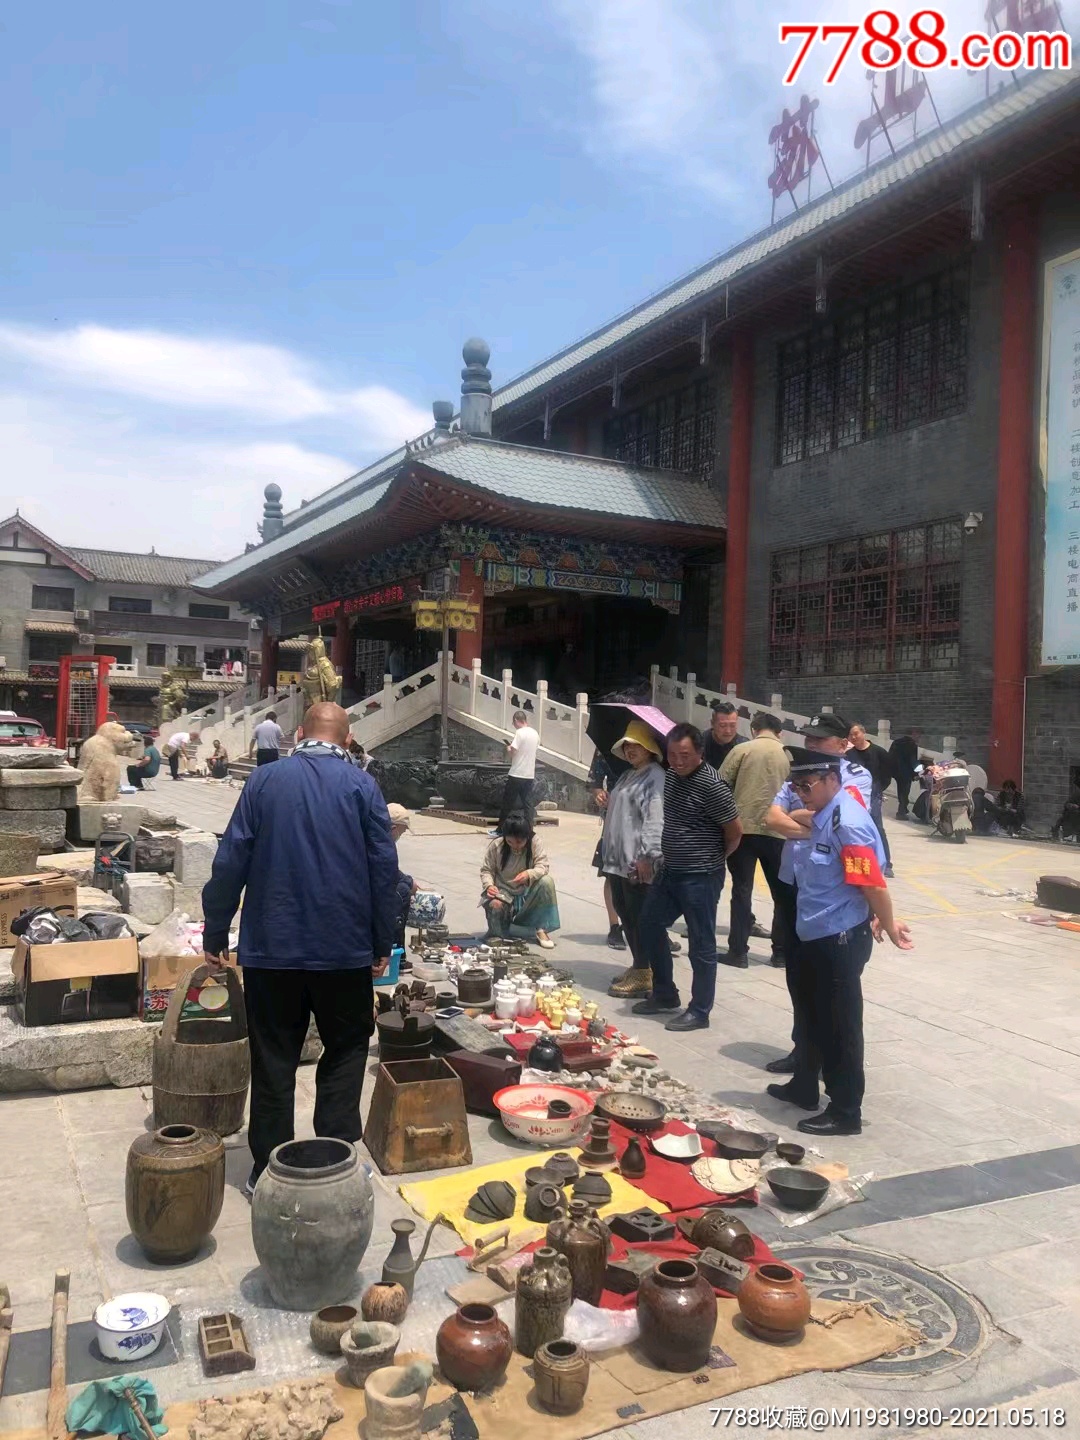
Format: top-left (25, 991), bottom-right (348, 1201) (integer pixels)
top-left (963, 511), bottom-right (983, 534)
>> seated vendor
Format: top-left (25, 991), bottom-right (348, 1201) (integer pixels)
top-left (480, 812), bottom-right (559, 950)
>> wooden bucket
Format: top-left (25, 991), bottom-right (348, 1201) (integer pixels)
top-left (153, 963), bottom-right (250, 1136)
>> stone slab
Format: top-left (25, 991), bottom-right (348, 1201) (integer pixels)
top-left (121, 872), bottom-right (173, 924)
top-left (173, 831), bottom-right (218, 886)
top-left (0, 767), bottom-right (83, 788)
top-left (0, 748), bottom-right (67, 769)
top-left (170, 880), bottom-right (204, 921)
top-left (0, 1004), bottom-right (153, 1091)
top-left (77, 802), bottom-right (149, 842)
top-left (0, 786), bottom-right (78, 811)
top-left (0, 809), bottom-right (66, 850)
top-left (76, 886), bottom-right (121, 914)
top-left (36, 851), bottom-right (96, 885)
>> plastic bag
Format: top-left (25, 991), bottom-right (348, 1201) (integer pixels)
top-left (562, 1299), bottom-right (640, 1352)
top-left (82, 913), bottom-right (135, 940)
top-left (14, 908), bottom-right (93, 945)
top-left (138, 909), bottom-right (197, 959)
top-left (759, 1172), bottom-right (874, 1227)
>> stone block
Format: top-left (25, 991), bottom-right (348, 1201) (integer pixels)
top-left (170, 880), bottom-right (205, 921)
top-left (77, 886), bottom-right (121, 915)
top-left (173, 832), bottom-right (218, 886)
top-left (0, 809), bottom-right (66, 851)
top-left (0, 748), bottom-right (67, 770)
top-left (121, 872), bottom-right (173, 925)
top-left (77, 803), bottom-right (148, 843)
top-left (37, 851), bottom-right (97, 885)
top-left (0, 1005), bottom-right (152, 1092)
top-left (0, 767), bottom-right (83, 788)
top-left (1, 786), bottom-right (78, 812)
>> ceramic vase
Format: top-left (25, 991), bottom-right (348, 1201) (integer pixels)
top-left (546, 1199), bottom-right (609, 1305)
top-left (436, 1302), bottom-right (513, 1391)
top-left (619, 1137), bottom-right (647, 1180)
top-left (125, 1123), bottom-right (225, 1264)
top-left (361, 1282), bottom-right (410, 1326)
top-left (637, 1259), bottom-right (718, 1372)
top-left (363, 1361), bottom-right (433, 1440)
top-left (381, 1219), bottom-right (418, 1297)
top-left (533, 1340), bottom-right (590, 1415)
top-left (515, 1246), bottom-right (572, 1358)
top-left (736, 1263), bottom-right (811, 1341)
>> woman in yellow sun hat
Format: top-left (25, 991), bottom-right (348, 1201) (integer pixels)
top-left (599, 720), bottom-right (665, 997)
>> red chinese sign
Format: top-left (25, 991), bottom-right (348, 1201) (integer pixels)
top-left (985, 0), bottom-right (1061, 35)
top-left (311, 580), bottom-right (417, 624)
top-left (854, 66), bottom-right (929, 155)
top-left (768, 94), bottom-right (821, 202)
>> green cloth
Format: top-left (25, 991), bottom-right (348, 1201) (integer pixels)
top-left (67, 1376), bottom-right (167, 1438)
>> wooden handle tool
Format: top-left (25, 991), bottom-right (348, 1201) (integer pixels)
top-left (46, 1270), bottom-right (70, 1440)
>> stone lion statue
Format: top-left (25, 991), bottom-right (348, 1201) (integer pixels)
top-left (301, 635), bottom-right (342, 706)
top-left (78, 721), bottom-right (140, 802)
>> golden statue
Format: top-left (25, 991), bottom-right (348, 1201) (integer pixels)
top-left (302, 635), bottom-right (342, 706)
top-left (159, 670), bottom-right (189, 722)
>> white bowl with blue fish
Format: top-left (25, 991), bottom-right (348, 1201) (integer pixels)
top-left (94, 1293), bottom-right (171, 1362)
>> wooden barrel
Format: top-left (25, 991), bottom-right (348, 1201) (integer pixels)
top-left (153, 963), bottom-right (250, 1136)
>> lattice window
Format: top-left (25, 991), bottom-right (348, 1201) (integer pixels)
top-left (604, 377), bottom-right (715, 479)
top-left (768, 519), bottom-right (962, 676)
top-left (776, 266), bottom-right (969, 464)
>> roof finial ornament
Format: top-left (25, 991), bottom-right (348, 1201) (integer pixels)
top-left (460, 338), bottom-right (492, 437)
top-left (432, 400), bottom-right (454, 435)
top-left (260, 482), bottom-right (284, 542)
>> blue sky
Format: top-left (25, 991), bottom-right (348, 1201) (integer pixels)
top-left (0, 0), bottom-right (993, 557)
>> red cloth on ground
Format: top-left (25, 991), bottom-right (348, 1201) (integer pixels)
top-left (606, 1119), bottom-right (759, 1213)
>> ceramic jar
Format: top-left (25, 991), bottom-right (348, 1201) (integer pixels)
top-left (528, 1034), bottom-right (562, 1073)
top-left (361, 1282), bottom-right (410, 1326)
top-left (683, 1210), bottom-right (756, 1260)
top-left (736, 1263), bottom-right (811, 1341)
top-left (637, 1259), bottom-right (718, 1372)
top-left (494, 980), bottom-right (518, 1021)
top-left (309, 1305), bottom-right (358, 1356)
top-left (457, 969), bottom-right (492, 1005)
top-left (251, 1138), bottom-right (374, 1310)
top-left (533, 1340), bottom-right (590, 1415)
top-left (363, 1361), bottom-right (433, 1440)
top-left (515, 1246), bottom-right (572, 1357)
top-left (546, 1199), bottom-right (609, 1305)
top-left (436, 1303), bottom-right (513, 1391)
top-left (516, 982), bottom-right (536, 1016)
top-left (125, 1124), bottom-right (225, 1264)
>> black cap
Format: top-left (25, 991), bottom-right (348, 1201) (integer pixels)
top-left (786, 746), bottom-right (842, 774)
top-left (799, 712), bottom-right (850, 740)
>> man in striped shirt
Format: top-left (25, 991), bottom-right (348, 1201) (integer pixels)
top-left (632, 723), bottom-right (742, 1033)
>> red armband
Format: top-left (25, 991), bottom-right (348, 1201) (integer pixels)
top-left (840, 844), bottom-right (885, 887)
top-left (843, 785), bottom-right (867, 808)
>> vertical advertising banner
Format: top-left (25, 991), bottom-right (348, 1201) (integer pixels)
top-left (1041, 249), bottom-right (1080, 666)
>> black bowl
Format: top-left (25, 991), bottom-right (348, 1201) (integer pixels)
top-left (699, 1123), bottom-right (770, 1161)
top-left (765, 1166), bottom-right (830, 1211)
top-left (776, 1142), bottom-right (805, 1165)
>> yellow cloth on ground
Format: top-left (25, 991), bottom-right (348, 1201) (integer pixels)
top-left (399, 1153), bottom-right (654, 1247)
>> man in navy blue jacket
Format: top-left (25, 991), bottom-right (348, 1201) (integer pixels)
top-left (202, 702), bottom-right (398, 1193)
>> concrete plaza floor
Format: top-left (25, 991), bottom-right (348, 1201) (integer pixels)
top-left (3, 782), bottom-right (1080, 1435)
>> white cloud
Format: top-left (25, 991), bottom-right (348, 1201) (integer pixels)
top-left (0, 322), bottom-right (433, 555)
top-left (549, 0), bottom-right (983, 211)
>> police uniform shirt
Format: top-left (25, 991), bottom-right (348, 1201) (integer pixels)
top-left (792, 786), bottom-right (887, 941)
top-left (774, 756), bottom-right (872, 884)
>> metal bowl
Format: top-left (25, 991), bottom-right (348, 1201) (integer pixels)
top-left (698, 1123), bottom-right (770, 1161)
top-left (594, 1091), bottom-right (667, 1134)
top-left (765, 1165), bottom-right (830, 1211)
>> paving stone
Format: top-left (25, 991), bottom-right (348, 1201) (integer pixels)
top-left (121, 871), bottom-right (173, 923)
top-left (943, 1255), bottom-right (1062, 1322)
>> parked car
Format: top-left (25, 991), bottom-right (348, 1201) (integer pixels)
top-left (121, 721), bottom-right (160, 741)
top-left (0, 713), bottom-right (54, 746)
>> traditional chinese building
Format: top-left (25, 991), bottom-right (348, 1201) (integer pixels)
top-left (197, 68), bottom-right (1080, 817)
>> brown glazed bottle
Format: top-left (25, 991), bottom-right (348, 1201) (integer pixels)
top-left (125, 1124), bottom-right (225, 1263)
top-left (737, 1263), bottom-right (811, 1341)
top-left (436, 1303), bottom-right (513, 1391)
top-left (546, 1199), bottom-right (609, 1306)
top-left (637, 1259), bottom-right (718, 1372)
top-left (515, 1246), bottom-right (573, 1358)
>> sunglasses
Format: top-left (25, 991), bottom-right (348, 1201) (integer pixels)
top-left (791, 776), bottom-right (825, 794)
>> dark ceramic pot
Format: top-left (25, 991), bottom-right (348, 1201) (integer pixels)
top-left (637, 1259), bottom-right (718, 1372)
top-left (546, 1199), bottom-right (609, 1306)
top-left (125, 1123), bottom-right (225, 1264)
top-left (533, 1340), bottom-right (590, 1415)
top-left (515, 1246), bottom-right (572, 1358)
top-left (619, 1137), bottom-right (647, 1179)
top-left (528, 1035), bottom-right (562, 1072)
top-left (737, 1263), bottom-right (811, 1342)
top-left (436, 1302), bottom-right (513, 1391)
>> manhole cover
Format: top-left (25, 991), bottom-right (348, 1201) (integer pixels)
top-left (777, 1243), bottom-right (990, 1377)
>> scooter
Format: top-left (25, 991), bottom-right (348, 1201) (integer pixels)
top-left (932, 765), bottom-right (973, 843)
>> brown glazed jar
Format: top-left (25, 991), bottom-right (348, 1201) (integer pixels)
top-left (436, 1303), bottom-right (513, 1391)
top-left (682, 1210), bottom-right (756, 1260)
top-left (533, 1339), bottom-right (590, 1415)
top-left (737, 1262), bottom-right (811, 1341)
top-left (515, 1246), bottom-right (572, 1358)
top-left (637, 1259), bottom-right (718, 1372)
top-left (546, 1199), bottom-right (609, 1306)
top-left (125, 1123), bottom-right (225, 1263)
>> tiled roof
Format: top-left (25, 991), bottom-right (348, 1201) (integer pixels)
top-left (67, 549), bottom-right (224, 587)
top-left (24, 620), bottom-right (78, 635)
top-left (420, 437), bottom-right (726, 527)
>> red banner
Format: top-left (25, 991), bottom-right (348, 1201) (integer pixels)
top-left (311, 579), bottom-right (418, 624)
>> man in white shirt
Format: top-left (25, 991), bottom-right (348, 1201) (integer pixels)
top-left (250, 711), bottom-right (286, 766)
top-left (166, 730), bottom-right (192, 781)
top-left (497, 710), bottom-right (539, 833)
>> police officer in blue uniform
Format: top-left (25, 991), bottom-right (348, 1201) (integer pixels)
top-left (768, 746), bottom-right (913, 1137)
top-left (763, 714), bottom-right (873, 1078)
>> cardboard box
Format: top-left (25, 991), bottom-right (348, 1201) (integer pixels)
top-left (140, 952), bottom-right (238, 1022)
top-left (0, 871), bottom-right (77, 948)
top-left (13, 934), bottom-right (140, 1027)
